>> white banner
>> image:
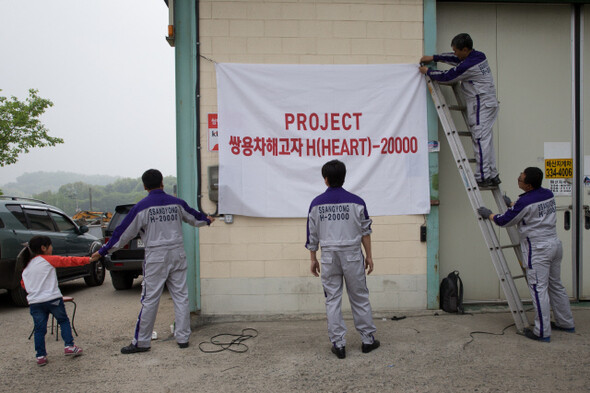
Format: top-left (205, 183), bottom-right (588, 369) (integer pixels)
top-left (216, 63), bottom-right (430, 217)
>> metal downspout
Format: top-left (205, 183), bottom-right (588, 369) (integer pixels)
top-left (571, 4), bottom-right (583, 300)
top-left (175, 0), bottom-right (201, 311)
top-left (424, 0), bottom-right (440, 309)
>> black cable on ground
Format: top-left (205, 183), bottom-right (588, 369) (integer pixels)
top-left (198, 328), bottom-right (259, 353)
top-left (462, 323), bottom-right (515, 350)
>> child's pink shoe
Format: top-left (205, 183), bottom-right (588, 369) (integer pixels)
top-left (64, 345), bottom-right (83, 357)
top-left (37, 356), bottom-right (48, 366)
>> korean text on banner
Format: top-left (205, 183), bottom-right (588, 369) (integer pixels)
top-left (216, 63), bottom-right (430, 218)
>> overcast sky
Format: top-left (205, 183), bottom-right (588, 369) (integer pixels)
top-left (0, 0), bottom-right (176, 185)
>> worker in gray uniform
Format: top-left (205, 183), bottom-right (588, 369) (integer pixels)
top-left (93, 169), bottom-right (214, 353)
top-left (419, 33), bottom-right (500, 188)
top-left (478, 167), bottom-right (575, 341)
top-left (306, 159), bottom-right (380, 359)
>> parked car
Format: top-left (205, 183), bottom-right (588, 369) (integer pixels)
top-left (0, 196), bottom-right (105, 306)
top-left (103, 204), bottom-right (144, 290)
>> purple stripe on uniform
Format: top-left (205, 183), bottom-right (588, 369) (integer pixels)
top-left (134, 257), bottom-right (148, 345)
top-left (526, 237), bottom-right (533, 269)
top-left (476, 95), bottom-right (481, 125)
top-left (477, 139), bottom-right (484, 180)
top-left (533, 283), bottom-right (544, 337)
top-left (527, 237), bottom-right (544, 337)
top-left (134, 292), bottom-right (145, 344)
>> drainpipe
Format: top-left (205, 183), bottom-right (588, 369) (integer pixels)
top-left (571, 4), bottom-right (582, 300)
top-left (174, 0), bottom-right (201, 311)
top-left (423, 0), bottom-right (440, 309)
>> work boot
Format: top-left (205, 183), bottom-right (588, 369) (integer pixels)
top-left (551, 322), bottom-right (575, 333)
top-left (476, 178), bottom-right (493, 188)
top-left (523, 328), bottom-right (550, 342)
top-left (178, 342), bottom-right (189, 349)
top-left (121, 344), bottom-right (151, 354)
top-left (491, 175), bottom-right (501, 185)
top-left (331, 344), bottom-right (346, 359)
top-left (361, 339), bottom-right (380, 353)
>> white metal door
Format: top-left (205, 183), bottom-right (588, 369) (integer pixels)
top-left (437, 3), bottom-right (574, 301)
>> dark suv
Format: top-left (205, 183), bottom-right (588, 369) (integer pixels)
top-left (104, 204), bottom-right (144, 290)
top-left (0, 196), bottom-right (105, 306)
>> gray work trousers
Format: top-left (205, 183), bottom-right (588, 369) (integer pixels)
top-left (467, 96), bottom-right (499, 182)
top-left (523, 237), bottom-right (575, 338)
top-left (133, 247), bottom-right (191, 348)
top-left (320, 248), bottom-right (376, 347)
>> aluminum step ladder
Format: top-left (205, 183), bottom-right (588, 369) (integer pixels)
top-left (425, 75), bottom-right (530, 332)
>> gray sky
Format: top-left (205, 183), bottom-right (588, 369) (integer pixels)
top-left (0, 0), bottom-right (176, 185)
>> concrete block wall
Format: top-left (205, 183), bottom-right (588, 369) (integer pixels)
top-left (197, 0), bottom-right (426, 316)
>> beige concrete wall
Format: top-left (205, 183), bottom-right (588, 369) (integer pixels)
top-left (197, 0), bottom-right (426, 315)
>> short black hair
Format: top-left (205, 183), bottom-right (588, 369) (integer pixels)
top-left (29, 235), bottom-right (52, 254)
top-left (451, 33), bottom-right (473, 51)
top-left (23, 235), bottom-right (53, 268)
top-left (523, 167), bottom-right (543, 189)
top-left (321, 160), bottom-right (346, 187)
top-left (142, 169), bottom-right (163, 190)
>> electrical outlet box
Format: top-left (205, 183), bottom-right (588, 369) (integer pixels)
top-left (208, 165), bottom-right (219, 202)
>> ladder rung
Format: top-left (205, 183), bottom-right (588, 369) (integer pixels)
top-left (500, 244), bottom-right (520, 250)
top-left (468, 158), bottom-right (476, 163)
top-left (458, 131), bottom-right (471, 137)
top-left (449, 105), bottom-right (466, 111)
top-left (478, 184), bottom-right (499, 190)
top-left (512, 275), bottom-right (526, 280)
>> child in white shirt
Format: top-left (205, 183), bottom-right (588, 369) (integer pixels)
top-left (21, 235), bottom-right (99, 366)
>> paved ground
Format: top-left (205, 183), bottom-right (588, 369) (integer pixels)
top-left (1, 274), bottom-right (590, 393)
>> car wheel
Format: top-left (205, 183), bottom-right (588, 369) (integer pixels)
top-left (10, 286), bottom-right (28, 307)
top-left (110, 271), bottom-right (134, 290)
top-left (84, 259), bottom-right (106, 287)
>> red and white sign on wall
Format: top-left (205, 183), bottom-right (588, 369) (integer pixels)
top-left (208, 113), bottom-right (218, 151)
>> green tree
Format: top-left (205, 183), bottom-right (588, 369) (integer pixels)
top-left (32, 176), bottom-right (178, 216)
top-left (0, 89), bottom-right (63, 166)
top-left (106, 177), bottom-right (143, 194)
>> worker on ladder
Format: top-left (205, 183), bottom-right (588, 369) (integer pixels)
top-left (477, 167), bottom-right (575, 342)
top-left (419, 33), bottom-right (500, 188)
